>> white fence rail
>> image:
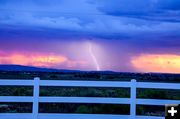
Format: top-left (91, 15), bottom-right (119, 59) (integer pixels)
top-left (0, 78), bottom-right (180, 119)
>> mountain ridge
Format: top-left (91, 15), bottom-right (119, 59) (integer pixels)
top-left (0, 64), bottom-right (79, 72)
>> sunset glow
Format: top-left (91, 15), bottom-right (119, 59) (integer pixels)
top-left (131, 54), bottom-right (180, 73)
top-left (0, 53), bottom-right (67, 67)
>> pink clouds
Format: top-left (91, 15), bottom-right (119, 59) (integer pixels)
top-left (0, 51), bottom-right (89, 69)
top-left (0, 52), bottom-right (67, 67)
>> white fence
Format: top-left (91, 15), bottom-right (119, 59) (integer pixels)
top-left (0, 78), bottom-right (180, 119)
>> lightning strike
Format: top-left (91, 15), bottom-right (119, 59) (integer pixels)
top-left (88, 42), bottom-right (100, 71)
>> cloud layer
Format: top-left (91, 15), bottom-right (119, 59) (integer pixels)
top-left (0, 0), bottom-right (180, 73)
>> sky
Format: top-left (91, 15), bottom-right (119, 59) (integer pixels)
top-left (0, 0), bottom-right (180, 73)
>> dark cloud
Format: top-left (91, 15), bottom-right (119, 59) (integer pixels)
top-left (0, 0), bottom-right (180, 36)
top-left (158, 0), bottom-right (180, 10)
top-left (93, 0), bottom-right (180, 22)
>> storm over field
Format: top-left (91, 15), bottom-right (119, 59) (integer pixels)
top-left (0, 0), bottom-right (180, 73)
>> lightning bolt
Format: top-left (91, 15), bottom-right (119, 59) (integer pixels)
top-left (88, 42), bottom-right (100, 71)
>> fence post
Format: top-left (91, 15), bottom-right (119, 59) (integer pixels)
top-left (130, 79), bottom-right (136, 119)
top-left (33, 77), bottom-right (40, 119)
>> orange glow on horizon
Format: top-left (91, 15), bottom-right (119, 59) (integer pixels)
top-left (0, 53), bottom-right (67, 67)
top-left (131, 54), bottom-right (180, 73)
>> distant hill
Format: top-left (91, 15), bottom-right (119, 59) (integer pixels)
top-left (0, 64), bottom-right (178, 75)
top-left (0, 64), bottom-right (79, 72)
top-left (0, 64), bottom-right (120, 73)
